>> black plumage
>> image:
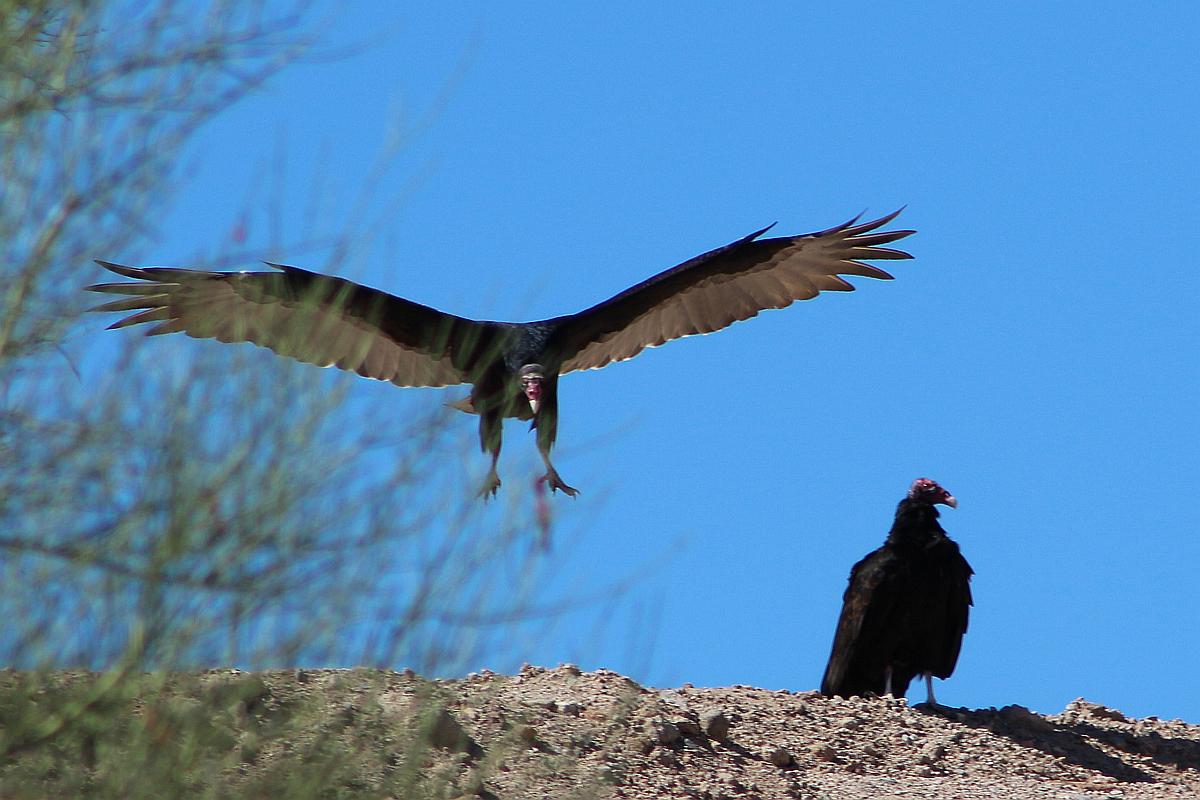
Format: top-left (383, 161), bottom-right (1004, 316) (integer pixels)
top-left (820, 478), bottom-right (973, 704)
top-left (87, 211), bottom-right (913, 498)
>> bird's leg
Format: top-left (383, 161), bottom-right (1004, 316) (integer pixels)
top-left (883, 665), bottom-right (894, 698)
top-left (532, 377), bottom-right (578, 497)
top-left (479, 450), bottom-right (502, 499)
top-left (538, 447), bottom-right (578, 497)
top-left (924, 672), bottom-right (938, 707)
top-left (478, 411), bottom-right (503, 500)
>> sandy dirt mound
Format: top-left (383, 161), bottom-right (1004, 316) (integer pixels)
top-left (428, 665), bottom-right (1200, 800)
top-left (3, 666), bottom-right (1198, 799)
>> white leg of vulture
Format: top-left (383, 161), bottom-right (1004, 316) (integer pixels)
top-left (883, 666), bottom-right (894, 698)
top-left (924, 672), bottom-right (938, 706)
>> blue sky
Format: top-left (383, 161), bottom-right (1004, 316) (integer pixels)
top-left (80, 3), bottom-right (1199, 721)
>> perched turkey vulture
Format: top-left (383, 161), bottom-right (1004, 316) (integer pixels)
top-left (820, 477), bottom-right (973, 705)
top-left (88, 211), bottom-right (913, 497)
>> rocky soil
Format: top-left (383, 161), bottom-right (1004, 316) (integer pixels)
top-left (401, 665), bottom-right (1200, 800)
top-left (4, 666), bottom-right (1199, 799)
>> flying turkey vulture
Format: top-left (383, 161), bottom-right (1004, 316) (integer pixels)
top-left (820, 477), bottom-right (973, 705)
top-left (88, 211), bottom-right (913, 498)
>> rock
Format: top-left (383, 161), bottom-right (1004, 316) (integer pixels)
top-left (918, 741), bottom-right (946, 765)
top-left (1087, 702), bottom-right (1131, 723)
top-left (460, 767), bottom-right (485, 795)
top-left (700, 709), bottom-right (731, 741)
top-left (810, 743), bottom-right (838, 762)
top-left (427, 708), bottom-right (482, 758)
top-left (999, 704), bottom-right (1054, 734)
top-left (560, 701), bottom-right (582, 716)
top-left (650, 720), bottom-right (681, 746)
top-left (769, 747), bottom-right (794, 768)
top-left (528, 696), bottom-right (557, 711)
top-left (657, 690), bottom-right (689, 711)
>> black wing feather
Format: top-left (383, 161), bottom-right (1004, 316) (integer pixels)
top-left (928, 540), bottom-right (974, 679)
top-left (821, 548), bottom-right (905, 698)
top-left (87, 262), bottom-right (506, 388)
top-left (546, 210), bottom-right (914, 373)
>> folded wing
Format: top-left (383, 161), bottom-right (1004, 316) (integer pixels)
top-left (820, 549), bottom-right (901, 696)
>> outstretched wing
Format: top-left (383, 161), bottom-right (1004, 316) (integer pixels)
top-left (547, 210), bottom-right (914, 374)
top-left (87, 262), bottom-right (507, 388)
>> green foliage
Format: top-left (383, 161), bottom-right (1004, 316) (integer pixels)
top-left (0, 670), bottom-right (594, 799)
top-left (0, 2), bottom-right (567, 797)
top-left (0, 0), bottom-right (308, 360)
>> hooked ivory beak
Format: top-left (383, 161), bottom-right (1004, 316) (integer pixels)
top-left (523, 376), bottom-right (543, 414)
top-left (941, 494), bottom-right (958, 509)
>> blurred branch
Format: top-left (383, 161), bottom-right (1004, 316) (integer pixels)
top-left (0, 5), bottom-right (618, 794)
top-left (0, 0), bottom-right (313, 361)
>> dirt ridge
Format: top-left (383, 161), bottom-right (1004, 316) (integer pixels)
top-left (3, 666), bottom-right (1198, 799)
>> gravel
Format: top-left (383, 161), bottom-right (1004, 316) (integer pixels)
top-left (11, 666), bottom-right (1198, 799)
top-left (418, 667), bottom-right (1200, 799)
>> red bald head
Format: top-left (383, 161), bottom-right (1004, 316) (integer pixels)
top-left (908, 477), bottom-right (957, 508)
top-left (519, 363), bottom-right (545, 413)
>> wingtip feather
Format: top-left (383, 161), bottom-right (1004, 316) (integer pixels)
top-left (94, 260), bottom-right (148, 280)
top-left (264, 261), bottom-right (309, 275)
top-left (812, 212), bottom-right (865, 238)
top-left (844, 207), bottom-right (908, 236)
top-left (88, 297), bottom-right (166, 314)
top-left (106, 308), bottom-right (171, 330)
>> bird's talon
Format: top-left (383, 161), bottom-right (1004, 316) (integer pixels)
top-left (478, 472), bottom-right (502, 500)
top-left (539, 472), bottom-right (579, 498)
